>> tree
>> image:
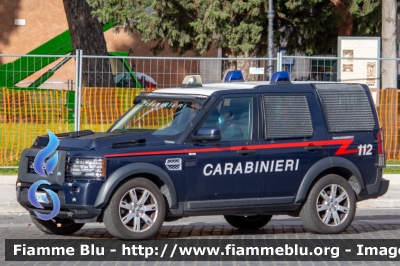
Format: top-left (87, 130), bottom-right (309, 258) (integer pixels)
top-left (63, 0), bottom-right (115, 87)
top-left (86, 0), bottom-right (397, 83)
top-left (274, 0), bottom-right (341, 56)
top-left (87, 0), bottom-right (390, 56)
top-left (0, 0), bottom-right (21, 65)
top-left (275, 0), bottom-right (383, 55)
top-left (88, 1), bottom-right (268, 55)
top-left (87, 0), bottom-right (269, 80)
top-left (381, 0), bottom-right (397, 89)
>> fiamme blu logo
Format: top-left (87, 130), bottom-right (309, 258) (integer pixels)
top-left (27, 130), bottom-right (61, 220)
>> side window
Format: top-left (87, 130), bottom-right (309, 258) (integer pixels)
top-left (200, 97), bottom-right (253, 141)
top-left (314, 83), bottom-right (375, 132)
top-left (264, 95), bottom-right (314, 139)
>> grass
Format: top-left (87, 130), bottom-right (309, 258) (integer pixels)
top-left (0, 168), bottom-right (18, 175)
top-left (383, 167), bottom-right (400, 174)
top-left (383, 161), bottom-right (400, 174)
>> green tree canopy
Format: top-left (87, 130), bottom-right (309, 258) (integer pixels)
top-left (87, 0), bottom-right (269, 56)
top-left (86, 0), bottom-right (385, 56)
top-left (275, 0), bottom-right (382, 55)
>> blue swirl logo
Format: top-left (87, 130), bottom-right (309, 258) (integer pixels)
top-left (27, 130), bottom-right (61, 220)
top-left (33, 130), bottom-right (59, 177)
top-left (28, 180), bottom-right (61, 220)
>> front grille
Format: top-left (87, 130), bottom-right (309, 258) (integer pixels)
top-left (27, 156), bottom-right (50, 175)
top-left (19, 149), bottom-right (66, 185)
top-left (27, 156), bottom-right (36, 174)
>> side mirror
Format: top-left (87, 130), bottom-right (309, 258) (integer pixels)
top-left (192, 127), bottom-right (221, 142)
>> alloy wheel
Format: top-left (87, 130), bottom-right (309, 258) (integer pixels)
top-left (118, 187), bottom-right (158, 232)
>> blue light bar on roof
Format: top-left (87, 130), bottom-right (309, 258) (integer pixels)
top-left (224, 70), bottom-right (244, 82)
top-left (270, 71), bottom-right (291, 84)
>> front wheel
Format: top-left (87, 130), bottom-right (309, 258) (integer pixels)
top-left (103, 178), bottom-right (166, 240)
top-left (300, 174), bottom-right (356, 234)
top-left (224, 215), bottom-right (272, 230)
top-left (30, 214), bottom-right (84, 235)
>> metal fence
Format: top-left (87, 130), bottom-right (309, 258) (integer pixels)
top-left (0, 51), bottom-right (400, 167)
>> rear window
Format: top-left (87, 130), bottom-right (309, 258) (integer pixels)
top-left (314, 84), bottom-right (375, 133)
top-left (263, 95), bottom-right (314, 139)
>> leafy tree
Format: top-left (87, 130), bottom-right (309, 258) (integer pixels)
top-left (275, 0), bottom-right (383, 55)
top-left (85, 0), bottom-right (388, 78)
top-left (63, 0), bottom-right (114, 87)
top-left (88, 0), bottom-right (269, 56)
top-left (87, 0), bottom-right (269, 80)
top-left (275, 0), bottom-right (342, 55)
top-left (348, 0), bottom-right (382, 37)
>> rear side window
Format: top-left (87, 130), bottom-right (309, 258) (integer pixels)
top-left (314, 84), bottom-right (375, 133)
top-left (263, 95), bottom-right (314, 139)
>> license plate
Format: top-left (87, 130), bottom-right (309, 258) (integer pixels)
top-left (35, 192), bottom-right (49, 203)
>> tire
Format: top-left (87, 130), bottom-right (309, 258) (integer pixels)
top-left (30, 214), bottom-right (84, 235)
top-left (103, 178), bottom-right (166, 240)
top-left (299, 174), bottom-right (356, 234)
top-left (224, 214), bottom-right (272, 230)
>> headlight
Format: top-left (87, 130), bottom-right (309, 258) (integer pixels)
top-left (66, 157), bottom-right (105, 180)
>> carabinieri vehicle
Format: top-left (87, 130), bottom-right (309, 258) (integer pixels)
top-left (16, 71), bottom-right (389, 239)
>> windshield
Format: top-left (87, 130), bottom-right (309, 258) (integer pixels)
top-left (109, 99), bottom-right (201, 142)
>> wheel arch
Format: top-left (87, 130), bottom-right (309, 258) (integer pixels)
top-left (294, 157), bottom-right (365, 204)
top-left (94, 163), bottom-right (178, 209)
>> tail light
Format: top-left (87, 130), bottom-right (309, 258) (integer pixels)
top-left (377, 128), bottom-right (386, 167)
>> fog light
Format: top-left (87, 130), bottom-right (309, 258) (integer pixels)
top-left (70, 185), bottom-right (81, 195)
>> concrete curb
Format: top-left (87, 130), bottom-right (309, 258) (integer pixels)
top-left (0, 175), bottom-right (16, 185)
top-left (357, 199), bottom-right (400, 209)
top-left (384, 174), bottom-right (400, 184)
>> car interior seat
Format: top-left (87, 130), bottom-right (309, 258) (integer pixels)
top-left (223, 98), bottom-right (251, 140)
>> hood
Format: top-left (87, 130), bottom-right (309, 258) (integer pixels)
top-left (32, 130), bottom-right (165, 150)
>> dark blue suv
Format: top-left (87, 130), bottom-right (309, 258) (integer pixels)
top-left (16, 74), bottom-right (389, 239)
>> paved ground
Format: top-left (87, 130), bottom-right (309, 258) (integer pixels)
top-left (1, 175), bottom-right (400, 265)
top-left (1, 209), bottom-right (400, 265)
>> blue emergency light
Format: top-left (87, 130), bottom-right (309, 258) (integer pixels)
top-left (224, 70), bottom-right (244, 82)
top-left (270, 71), bottom-right (291, 84)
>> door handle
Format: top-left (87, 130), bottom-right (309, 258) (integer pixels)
top-left (304, 145), bottom-right (322, 151)
top-left (237, 149), bottom-right (256, 155)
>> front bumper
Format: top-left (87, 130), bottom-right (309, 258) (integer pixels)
top-left (17, 148), bottom-right (105, 222)
top-left (16, 180), bottom-right (104, 221)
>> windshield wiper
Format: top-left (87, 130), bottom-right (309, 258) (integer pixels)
top-left (56, 130), bottom-right (94, 138)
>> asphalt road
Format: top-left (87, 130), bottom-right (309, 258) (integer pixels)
top-left (1, 209), bottom-right (400, 265)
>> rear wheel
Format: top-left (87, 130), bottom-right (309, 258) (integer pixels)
top-left (300, 174), bottom-right (356, 234)
top-left (224, 215), bottom-right (272, 230)
top-left (30, 214), bottom-right (84, 235)
top-left (103, 178), bottom-right (166, 239)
